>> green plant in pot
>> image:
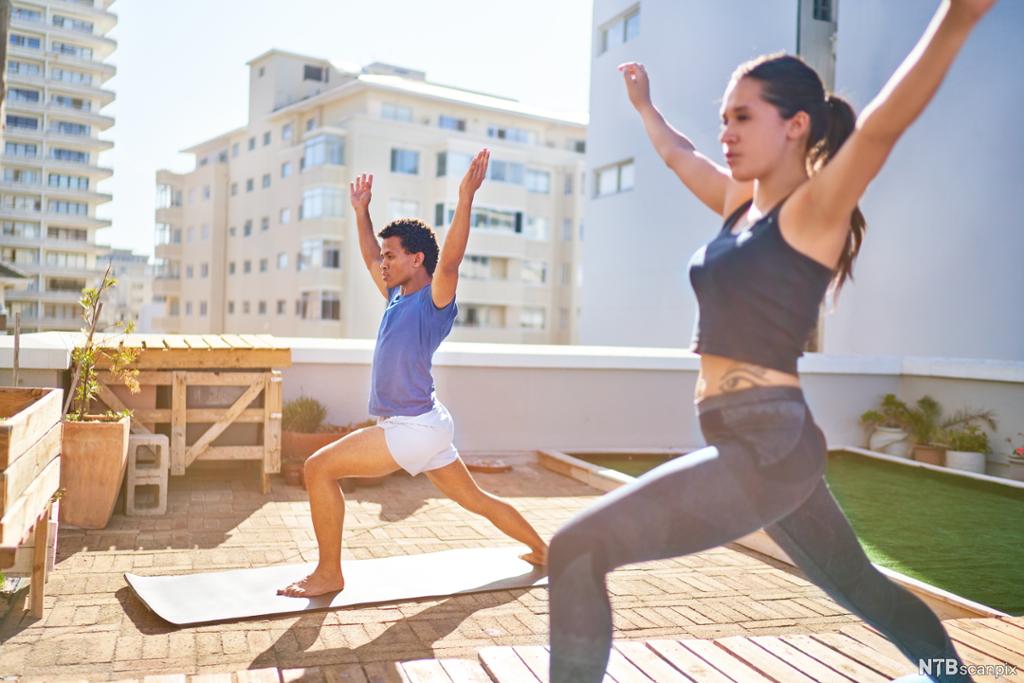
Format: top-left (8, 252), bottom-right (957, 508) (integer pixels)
top-left (940, 413), bottom-right (997, 475)
top-left (60, 265), bottom-right (141, 529)
top-left (860, 394), bottom-right (913, 457)
top-left (904, 396), bottom-right (946, 465)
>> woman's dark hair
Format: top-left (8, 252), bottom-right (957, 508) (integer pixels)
top-left (378, 218), bottom-right (440, 275)
top-left (732, 53), bottom-right (865, 296)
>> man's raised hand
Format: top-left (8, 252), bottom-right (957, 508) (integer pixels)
top-left (350, 173), bottom-right (373, 211)
top-left (459, 149), bottom-right (490, 200)
top-left (618, 62), bottom-right (652, 111)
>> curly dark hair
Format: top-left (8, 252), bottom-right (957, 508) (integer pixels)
top-left (378, 218), bottom-right (440, 275)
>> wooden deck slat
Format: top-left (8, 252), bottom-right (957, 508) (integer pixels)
top-left (715, 636), bottom-right (818, 683)
top-left (240, 333), bottom-right (274, 349)
top-left (838, 624), bottom-right (912, 665)
top-left (362, 660), bottom-right (407, 683)
top-left (647, 639), bottom-right (734, 682)
top-left (221, 334), bottom-right (254, 349)
top-left (182, 335), bottom-right (213, 349)
top-left (947, 622), bottom-right (1024, 667)
top-left (606, 647), bottom-right (655, 682)
top-left (478, 646), bottom-right (541, 682)
top-left (511, 645), bottom-right (549, 682)
top-left (779, 634), bottom-right (888, 683)
top-left (677, 639), bottom-right (773, 682)
top-left (399, 658), bottom-right (453, 683)
top-left (202, 334), bottom-right (232, 349)
top-left (437, 659), bottom-right (492, 683)
top-left (750, 635), bottom-right (853, 682)
top-left (811, 633), bottom-right (914, 679)
top-left (161, 335), bottom-right (190, 349)
top-left (613, 641), bottom-right (694, 682)
top-left (957, 618), bottom-right (1024, 652)
top-left (952, 640), bottom-right (1024, 682)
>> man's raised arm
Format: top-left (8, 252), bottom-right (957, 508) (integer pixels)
top-left (432, 149), bottom-right (489, 309)
top-left (350, 173), bottom-right (387, 299)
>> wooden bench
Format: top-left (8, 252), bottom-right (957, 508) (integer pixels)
top-left (0, 387), bottom-right (63, 618)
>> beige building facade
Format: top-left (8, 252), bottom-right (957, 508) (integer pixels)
top-left (1, 0), bottom-right (117, 332)
top-left (153, 51), bottom-right (586, 344)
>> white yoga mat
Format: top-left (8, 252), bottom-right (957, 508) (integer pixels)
top-left (124, 546), bottom-right (547, 625)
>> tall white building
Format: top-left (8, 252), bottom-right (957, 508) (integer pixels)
top-left (1, 0), bottom-right (117, 332)
top-left (101, 247), bottom-right (150, 329)
top-left (153, 51), bottom-right (587, 344)
top-left (583, 0), bottom-right (1024, 362)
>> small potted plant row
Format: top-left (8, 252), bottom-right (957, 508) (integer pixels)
top-left (1008, 433), bottom-right (1024, 482)
top-left (860, 394), bottom-right (998, 474)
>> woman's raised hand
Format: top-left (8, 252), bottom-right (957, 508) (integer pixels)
top-left (618, 62), bottom-right (652, 111)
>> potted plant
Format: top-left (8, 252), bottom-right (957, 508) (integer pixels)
top-left (941, 423), bottom-right (994, 475)
top-left (904, 396), bottom-right (946, 465)
top-left (860, 394), bottom-right (912, 458)
top-left (1007, 434), bottom-right (1024, 482)
top-left (60, 266), bottom-right (141, 529)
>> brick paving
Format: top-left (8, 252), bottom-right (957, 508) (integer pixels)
top-left (0, 460), bottom-right (865, 681)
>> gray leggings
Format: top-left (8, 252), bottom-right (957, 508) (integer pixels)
top-left (548, 386), bottom-right (970, 682)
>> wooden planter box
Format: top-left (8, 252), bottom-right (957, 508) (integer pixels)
top-left (0, 387), bottom-right (63, 618)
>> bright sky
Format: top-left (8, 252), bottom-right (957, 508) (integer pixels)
top-left (97, 0), bottom-right (594, 258)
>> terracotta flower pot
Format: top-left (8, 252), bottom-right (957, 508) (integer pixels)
top-left (59, 415), bottom-right (130, 529)
top-left (912, 444), bottom-right (946, 466)
top-left (281, 430), bottom-right (345, 462)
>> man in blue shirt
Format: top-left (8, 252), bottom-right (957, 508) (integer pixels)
top-left (279, 149), bottom-right (547, 597)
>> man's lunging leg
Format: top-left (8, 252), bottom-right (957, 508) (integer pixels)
top-left (278, 427), bottom-right (401, 597)
top-left (427, 459), bottom-right (548, 565)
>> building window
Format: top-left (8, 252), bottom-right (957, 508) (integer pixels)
top-left (520, 307), bottom-right (546, 330)
top-left (381, 103), bottom-right (413, 122)
top-left (488, 160), bottom-right (525, 185)
top-left (6, 115), bottom-right (39, 130)
top-left (599, 7), bottom-right (640, 54)
top-left (455, 305), bottom-right (505, 328)
top-left (243, 219), bottom-right (252, 236)
top-left (521, 260), bottom-right (547, 285)
top-left (185, 265), bottom-right (194, 279)
top-left (263, 131), bottom-right (271, 146)
top-left (50, 148), bottom-right (88, 163)
top-left (389, 199), bottom-right (419, 221)
top-left (5, 142), bottom-right (39, 158)
top-left (281, 161), bottom-right (292, 178)
top-left (524, 216), bottom-right (549, 241)
top-left (246, 178), bottom-right (254, 192)
top-left (203, 185), bottom-right (211, 200)
top-left (300, 239), bottom-right (341, 269)
top-left (280, 208), bottom-right (291, 224)
top-left (460, 255), bottom-right (491, 281)
top-left (813, 0), bottom-right (833, 22)
top-left (487, 125), bottom-right (536, 144)
top-left (562, 218), bottom-right (573, 241)
top-left (185, 301), bottom-right (193, 316)
top-left (303, 65), bottom-right (325, 82)
top-left (243, 301), bottom-right (251, 314)
top-left (390, 148), bottom-right (420, 175)
top-left (440, 205), bottom-right (523, 234)
top-left (439, 115), bottom-right (466, 132)
top-left (243, 260), bottom-right (252, 274)
top-left (261, 216), bottom-right (270, 231)
top-left (306, 117), bottom-right (316, 132)
top-left (277, 300), bottom-right (286, 315)
top-left (277, 253), bottom-right (288, 270)
top-left (259, 258), bottom-right (268, 273)
top-left (248, 137), bottom-right (255, 151)
top-left (200, 260), bottom-right (209, 278)
top-left (258, 301), bottom-right (267, 314)
top-left (303, 134), bottom-right (344, 168)
top-left (436, 151), bottom-right (473, 178)
top-left (262, 173), bottom-right (271, 189)
top-left (199, 301), bottom-right (208, 317)
top-left (299, 290), bottom-right (341, 320)
top-left (9, 34), bottom-right (42, 50)
top-left (301, 187), bottom-right (345, 219)
top-left (230, 182), bottom-right (238, 196)
top-left (564, 173), bottom-right (574, 195)
top-left (595, 159), bottom-right (635, 196)
top-left (526, 169), bottom-right (551, 194)
top-left (228, 301), bottom-right (235, 314)
top-left (282, 123), bottom-right (293, 141)
top-left (229, 262), bottom-right (236, 275)
top-left (231, 142), bottom-right (239, 157)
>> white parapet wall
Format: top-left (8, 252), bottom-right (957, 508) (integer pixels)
top-left (2, 333), bottom-right (1022, 462)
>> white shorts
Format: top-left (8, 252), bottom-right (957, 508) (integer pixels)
top-left (377, 402), bottom-right (459, 475)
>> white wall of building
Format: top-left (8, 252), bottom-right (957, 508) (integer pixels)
top-left (582, 0), bottom-right (1024, 362)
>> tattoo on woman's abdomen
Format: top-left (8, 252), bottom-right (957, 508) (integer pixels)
top-left (718, 365), bottom-right (770, 392)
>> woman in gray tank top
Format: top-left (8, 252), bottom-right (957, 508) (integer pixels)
top-left (548, 2), bottom-right (997, 681)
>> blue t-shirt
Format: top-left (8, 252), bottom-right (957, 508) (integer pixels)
top-left (368, 284), bottom-right (458, 417)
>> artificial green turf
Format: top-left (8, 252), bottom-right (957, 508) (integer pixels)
top-left (574, 449), bottom-right (1024, 614)
top-left (825, 450), bottom-right (1024, 615)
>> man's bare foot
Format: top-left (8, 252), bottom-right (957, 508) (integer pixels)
top-left (277, 570), bottom-right (345, 598)
top-left (520, 545), bottom-right (548, 567)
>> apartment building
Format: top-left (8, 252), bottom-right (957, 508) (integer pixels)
top-left (582, 1), bottom-right (1024, 361)
top-left (101, 247), bottom-right (151, 329)
top-left (153, 51), bottom-right (586, 344)
top-left (1, 0), bottom-right (117, 332)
